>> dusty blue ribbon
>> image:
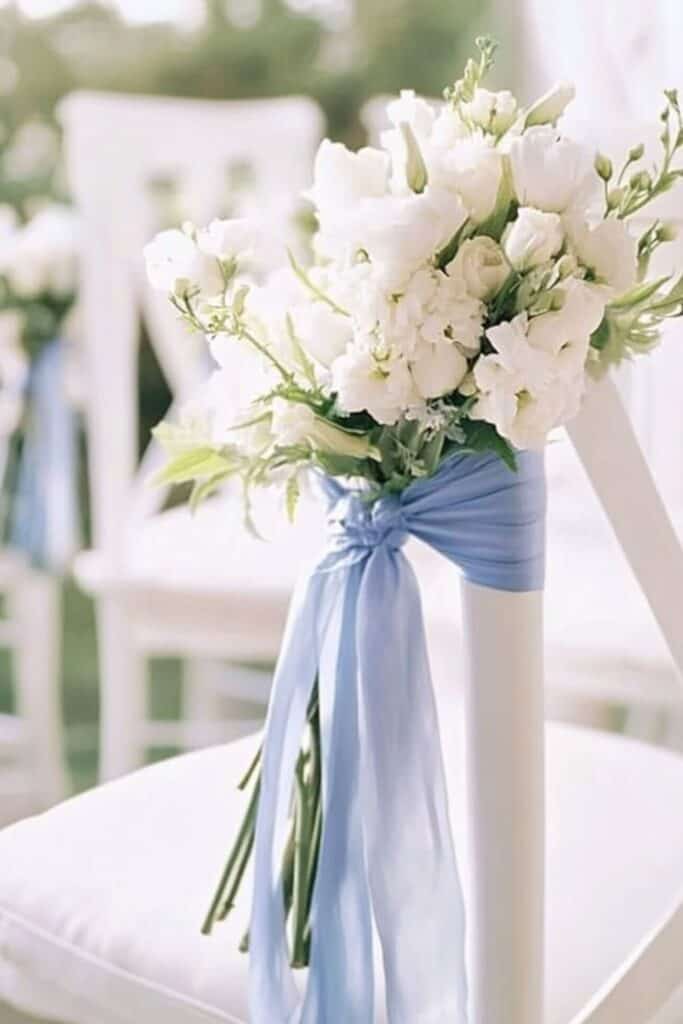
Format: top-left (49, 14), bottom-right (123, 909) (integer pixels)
top-left (249, 449), bottom-right (546, 1024)
top-left (10, 337), bottom-right (79, 572)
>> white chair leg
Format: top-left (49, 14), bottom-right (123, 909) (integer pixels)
top-left (97, 595), bottom-right (146, 781)
top-left (11, 570), bottom-right (67, 807)
top-left (567, 374), bottom-right (683, 684)
top-left (461, 580), bottom-right (545, 1024)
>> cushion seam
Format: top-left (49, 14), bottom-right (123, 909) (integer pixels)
top-left (0, 904), bottom-right (244, 1024)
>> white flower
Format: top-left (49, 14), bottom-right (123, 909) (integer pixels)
top-left (144, 228), bottom-right (224, 298)
top-left (382, 90), bottom-right (435, 193)
top-left (0, 204), bottom-right (79, 298)
top-left (271, 397), bottom-right (317, 446)
top-left (410, 339), bottom-right (468, 399)
top-left (564, 214), bottom-right (638, 295)
top-left (426, 271), bottom-right (485, 355)
top-left (503, 207), bottom-right (564, 271)
top-left (526, 279), bottom-right (606, 354)
top-left (448, 236), bottom-right (509, 300)
top-left (472, 298), bottom-right (598, 449)
top-left (331, 345), bottom-right (417, 424)
top-left (462, 88), bottom-right (518, 135)
top-left (437, 135), bottom-right (503, 223)
top-left (508, 127), bottom-right (596, 213)
top-left (339, 187), bottom-right (468, 290)
top-left (197, 218), bottom-right (260, 262)
top-left (307, 140), bottom-right (389, 217)
top-left (291, 302), bottom-right (352, 368)
top-left (525, 82), bottom-right (576, 128)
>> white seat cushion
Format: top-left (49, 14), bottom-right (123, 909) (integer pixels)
top-left (1, 723), bottom-right (683, 1024)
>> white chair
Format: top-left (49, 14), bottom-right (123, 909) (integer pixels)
top-left (0, 370), bottom-right (683, 1022)
top-left (58, 92), bottom-right (326, 781)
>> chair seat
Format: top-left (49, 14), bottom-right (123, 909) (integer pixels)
top-left (1, 717), bottom-right (682, 1024)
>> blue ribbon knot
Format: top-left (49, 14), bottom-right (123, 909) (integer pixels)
top-left (249, 450), bottom-right (546, 1024)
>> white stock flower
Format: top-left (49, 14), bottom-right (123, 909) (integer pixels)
top-left (462, 88), bottom-right (518, 135)
top-left (410, 339), bottom-right (468, 399)
top-left (508, 127), bottom-right (596, 213)
top-left (271, 397), bottom-right (317, 446)
top-left (437, 135), bottom-right (503, 223)
top-left (197, 217), bottom-right (260, 261)
top-left (525, 82), bottom-right (576, 128)
top-left (526, 279), bottom-right (606, 354)
top-left (448, 236), bottom-right (509, 300)
top-left (144, 228), bottom-right (224, 298)
top-left (292, 301), bottom-right (353, 368)
top-left (472, 310), bottom-right (591, 449)
top-left (503, 207), bottom-right (564, 271)
top-left (331, 345), bottom-right (417, 424)
top-left (564, 214), bottom-right (638, 295)
top-left (307, 140), bottom-right (389, 218)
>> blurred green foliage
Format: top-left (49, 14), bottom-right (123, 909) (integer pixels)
top-left (0, 0), bottom-right (501, 143)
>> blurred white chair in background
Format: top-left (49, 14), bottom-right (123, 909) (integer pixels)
top-left (0, 435), bottom-right (65, 822)
top-left (59, 92), bottom-right (326, 781)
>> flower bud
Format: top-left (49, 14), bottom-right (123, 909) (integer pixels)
top-left (524, 81), bottom-right (575, 127)
top-left (659, 222), bottom-right (678, 242)
top-left (594, 153), bottom-right (613, 181)
top-left (628, 143), bottom-right (645, 161)
top-left (400, 122), bottom-right (428, 194)
top-left (607, 187), bottom-right (625, 209)
top-left (556, 253), bottom-right (578, 279)
top-left (630, 169), bottom-right (652, 190)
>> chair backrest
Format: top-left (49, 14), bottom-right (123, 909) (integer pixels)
top-left (59, 91), bottom-right (324, 561)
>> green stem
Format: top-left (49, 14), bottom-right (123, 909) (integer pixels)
top-left (291, 757), bottom-right (313, 967)
top-left (201, 775), bottom-right (260, 935)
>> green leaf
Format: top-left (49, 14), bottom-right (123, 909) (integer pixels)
top-left (152, 447), bottom-right (236, 487)
top-left (189, 471), bottom-right (232, 512)
top-left (608, 276), bottom-right (670, 310)
top-left (314, 452), bottom-right (368, 477)
top-left (462, 421), bottom-right (518, 471)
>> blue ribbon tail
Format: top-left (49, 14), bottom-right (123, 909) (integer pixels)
top-left (10, 337), bottom-right (79, 572)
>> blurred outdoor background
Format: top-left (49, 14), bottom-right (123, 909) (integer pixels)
top-left (0, 0), bottom-right (682, 810)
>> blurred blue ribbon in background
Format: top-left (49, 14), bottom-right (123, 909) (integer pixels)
top-left (10, 337), bottom-right (80, 573)
top-left (249, 449), bottom-right (546, 1024)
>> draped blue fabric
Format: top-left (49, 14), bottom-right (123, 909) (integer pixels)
top-left (249, 448), bottom-right (546, 1024)
top-left (10, 338), bottom-right (79, 572)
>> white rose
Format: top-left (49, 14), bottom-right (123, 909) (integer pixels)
top-left (448, 236), bottom-right (509, 300)
top-left (331, 345), bottom-right (416, 424)
top-left (503, 207), bottom-right (564, 271)
top-left (509, 127), bottom-right (596, 213)
top-left (564, 213), bottom-right (638, 295)
top-left (410, 340), bottom-right (468, 399)
top-left (307, 140), bottom-right (389, 217)
top-left (462, 88), bottom-right (518, 135)
top-left (438, 135), bottom-right (503, 223)
top-left (144, 228), bottom-right (223, 298)
top-left (525, 82), bottom-right (576, 128)
top-left (292, 302), bottom-right (353, 368)
top-left (197, 217), bottom-right (260, 261)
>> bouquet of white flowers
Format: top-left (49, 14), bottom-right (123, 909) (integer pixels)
top-left (0, 203), bottom-right (79, 360)
top-left (145, 37), bottom-right (683, 1014)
